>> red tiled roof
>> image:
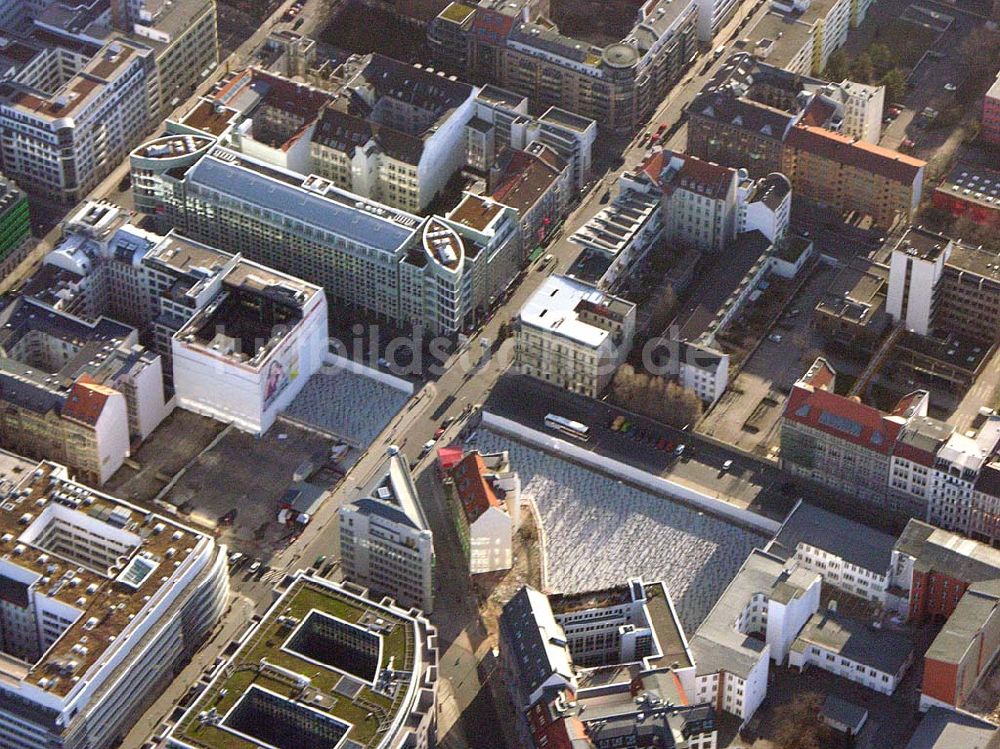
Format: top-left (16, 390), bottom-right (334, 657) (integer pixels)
top-left (535, 715), bottom-right (592, 749)
top-left (784, 383), bottom-right (904, 455)
top-left (801, 97), bottom-right (836, 128)
top-left (893, 439), bottom-right (937, 468)
top-left (801, 358), bottom-right (836, 391)
top-left (643, 150), bottom-right (735, 200)
top-left (62, 377), bottom-right (112, 427)
top-left (785, 125), bottom-right (926, 184)
top-left (452, 452), bottom-right (501, 523)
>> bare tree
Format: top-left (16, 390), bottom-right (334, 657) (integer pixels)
top-left (770, 693), bottom-right (835, 749)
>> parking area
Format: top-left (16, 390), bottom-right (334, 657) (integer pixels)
top-left (700, 262), bottom-right (838, 456)
top-left (160, 421), bottom-right (340, 559)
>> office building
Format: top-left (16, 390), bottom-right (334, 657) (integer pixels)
top-left (466, 85), bottom-right (597, 189)
top-left (0, 37), bottom-right (155, 203)
top-left (449, 450), bottom-right (520, 575)
top-left (429, 0), bottom-right (697, 133)
top-left (689, 549), bottom-right (821, 725)
top-left (886, 226), bottom-right (1000, 342)
top-left (781, 124), bottom-right (925, 227)
top-left (0, 0), bottom-right (218, 202)
top-left (890, 520), bottom-right (1000, 711)
top-left (932, 162), bottom-right (1000, 226)
top-left (339, 448), bottom-right (434, 614)
top-left (983, 71), bottom-right (1000, 145)
top-left (165, 573), bottom-right (438, 749)
top-left (20, 200), bottom-right (328, 436)
top-left (515, 274), bottom-right (636, 398)
top-left (0, 176), bottom-right (29, 260)
top-left (500, 580), bottom-right (717, 749)
top-left (814, 259), bottom-right (891, 352)
top-left (0, 454), bottom-right (229, 749)
top-left (134, 142), bottom-right (523, 335)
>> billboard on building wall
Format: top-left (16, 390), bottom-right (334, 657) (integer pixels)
top-left (262, 343), bottom-right (300, 411)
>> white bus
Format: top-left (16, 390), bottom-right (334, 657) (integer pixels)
top-left (544, 413), bottom-right (590, 441)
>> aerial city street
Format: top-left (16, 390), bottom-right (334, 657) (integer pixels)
top-left (0, 0), bottom-right (999, 747)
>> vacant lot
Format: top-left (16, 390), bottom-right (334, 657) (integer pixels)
top-left (106, 409), bottom-right (225, 502)
top-left (162, 421), bottom-right (336, 558)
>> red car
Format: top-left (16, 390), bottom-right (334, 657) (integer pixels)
top-left (434, 427), bottom-right (445, 439)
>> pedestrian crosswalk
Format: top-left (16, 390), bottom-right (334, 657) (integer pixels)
top-left (260, 568), bottom-right (284, 584)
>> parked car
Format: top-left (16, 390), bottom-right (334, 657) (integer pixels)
top-left (314, 555), bottom-right (327, 569)
top-left (768, 333), bottom-right (783, 343)
top-left (944, 82), bottom-right (957, 92)
top-left (434, 427), bottom-right (445, 439)
top-left (249, 560), bottom-right (261, 573)
top-left (901, 138), bottom-right (915, 149)
top-left (420, 439), bottom-right (435, 456)
top-left (722, 459), bottom-right (733, 472)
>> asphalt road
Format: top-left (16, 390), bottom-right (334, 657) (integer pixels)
top-left (485, 374), bottom-right (795, 520)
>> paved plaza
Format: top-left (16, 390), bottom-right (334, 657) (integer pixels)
top-left (285, 366), bottom-right (410, 446)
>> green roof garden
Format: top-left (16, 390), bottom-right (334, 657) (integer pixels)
top-left (170, 577), bottom-right (421, 749)
top-left (439, 2), bottom-right (476, 23)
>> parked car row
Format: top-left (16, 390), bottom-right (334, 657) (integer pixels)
top-left (609, 414), bottom-right (688, 456)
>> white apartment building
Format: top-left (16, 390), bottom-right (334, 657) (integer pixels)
top-left (695, 0), bottom-right (745, 41)
top-left (570, 173), bottom-right (664, 289)
top-left (450, 450), bottom-right (521, 575)
top-left (768, 501), bottom-right (896, 604)
top-left (650, 150), bottom-right (741, 252)
top-left (820, 80), bottom-right (885, 143)
top-left (789, 609), bottom-right (913, 694)
top-left (737, 172), bottom-right (792, 244)
top-left (0, 455), bottom-right (229, 749)
top-left (768, 0), bottom-right (854, 74)
top-left (638, 150), bottom-right (792, 253)
top-left (339, 448), bottom-right (434, 614)
top-left (515, 275), bottom-right (637, 398)
top-left (689, 550), bottom-right (821, 725)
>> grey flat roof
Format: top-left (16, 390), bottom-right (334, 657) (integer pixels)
top-left (187, 152), bottom-right (418, 254)
top-left (895, 520), bottom-right (1000, 582)
top-left (792, 611), bottom-right (913, 676)
top-left (820, 695), bottom-right (868, 731)
top-left (925, 587), bottom-right (1000, 665)
top-left (769, 502), bottom-right (895, 574)
top-left (690, 549), bottom-right (818, 679)
top-left (904, 706), bottom-right (996, 749)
